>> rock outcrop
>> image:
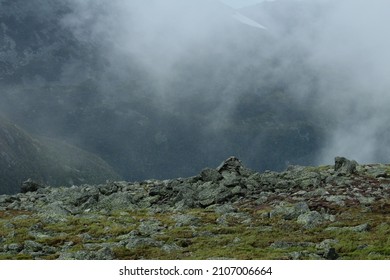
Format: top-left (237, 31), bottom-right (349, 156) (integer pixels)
top-left (334, 156), bottom-right (358, 175)
top-left (0, 156), bottom-right (389, 260)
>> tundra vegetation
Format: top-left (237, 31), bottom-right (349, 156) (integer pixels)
top-left (0, 157), bottom-right (389, 260)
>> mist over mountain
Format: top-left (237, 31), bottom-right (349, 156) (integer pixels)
top-left (242, 0), bottom-right (390, 163)
top-left (0, 116), bottom-right (120, 194)
top-left (1, 0), bottom-right (389, 193)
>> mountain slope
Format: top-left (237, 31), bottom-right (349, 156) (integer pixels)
top-left (0, 117), bottom-right (120, 194)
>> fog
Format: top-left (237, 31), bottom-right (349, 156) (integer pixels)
top-left (236, 0), bottom-right (390, 165)
top-left (303, 0), bottom-right (390, 164)
top-left (62, 0), bottom-right (268, 96)
top-left (2, 0), bottom-right (390, 183)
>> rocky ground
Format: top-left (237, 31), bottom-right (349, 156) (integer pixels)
top-left (0, 156), bottom-right (389, 260)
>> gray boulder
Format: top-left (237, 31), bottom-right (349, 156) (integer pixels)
top-left (334, 157), bottom-right (358, 175)
top-left (217, 156), bottom-right (254, 177)
top-left (270, 202), bottom-right (310, 220)
top-left (21, 179), bottom-right (44, 193)
top-left (173, 214), bottom-right (200, 227)
top-left (297, 211), bottom-right (324, 229)
top-left (217, 157), bottom-right (243, 173)
top-left (200, 168), bottom-right (222, 182)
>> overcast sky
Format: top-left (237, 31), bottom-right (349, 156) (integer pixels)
top-left (220, 0), bottom-right (273, 8)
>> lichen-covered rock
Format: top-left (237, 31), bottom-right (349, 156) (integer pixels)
top-left (216, 212), bottom-right (252, 226)
top-left (23, 240), bottom-right (43, 252)
top-left (173, 214), bottom-right (200, 227)
top-left (200, 168), bottom-right (223, 182)
top-left (297, 211), bottom-right (324, 229)
top-left (325, 223), bottom-right (371, 233)
top-left (270, 202), bottom-right (310, 220)
top-left (138, 219), bottom-right (164, 236)
top-left (334, 156), bottom-right (358, 175)
top-left (96, 192), bottom-right (137, 212)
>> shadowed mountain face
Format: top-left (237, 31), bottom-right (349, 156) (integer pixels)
top-left (0, 117), bottom-right (120, 194)
top-left (0, 0), bottom-right (100, 84)
top-left (0, 0), bottom-right (347, 185)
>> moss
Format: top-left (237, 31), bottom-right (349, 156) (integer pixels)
top-left (113, 246), bottom-right (182, 260)
top-left (15, 254), bottom-right (34, 260)
top-left (1, 203), bottom-right (389, 259)
top-left (305, 165), bottom-right (332, 172)
top-left (41, 253), bottom-right (61, 260)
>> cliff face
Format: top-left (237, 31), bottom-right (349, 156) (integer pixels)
top-left (0, 117), bottom-right (121, 194)
top-left (0, 157), bottom-right (389, 259)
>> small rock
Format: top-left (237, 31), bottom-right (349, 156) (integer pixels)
top-left (23, 240), bottom-right (43, 252)
top-left (297, 211), bottom-right (323, 229)
top-left (6, 243), bottom-right (23, 252)
top-left (325, 223), bottom-right (370, 233)
top-left (289, 251), bottom-right (303, 260)
top-left (217, 157), bottom-right (243, 173)
top-left (365, 165), bottom-right (389, 178)
top-left (323, 248), bottom-right (339, 260)
top-left (95, 247), bottom-right (115, 260)
top-left (316, 239), bottom-right (339, 250)
top-left (138, 219), bottom-right (163, 236)
top-left (125, 236), bottom-right (162, 249)
top-left (162, 243), bottom-right (181, 252)
top-left (173, 214), bottom-right (200, 227)
top-left (270, 241), bottom-right (314, 249)
top-left (216, 212), bottom-right (252, 226)
top-left (213, 203), bottom-right (236, 214)
top-left (325, 195), bottom-right (348, 206)
top-left (270, 202), bottom-right (310, 220)
top-left (306, 188), bottom-right (329, 197)
top-left (356, 195), bottom-right (375, 205)
top-left (349, 223), bottom-right (371, 232)
top-left (39, 201), bottom-right (71, 218)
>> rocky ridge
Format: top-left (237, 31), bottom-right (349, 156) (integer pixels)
top-left (0, 156), bottom-right (389, 260)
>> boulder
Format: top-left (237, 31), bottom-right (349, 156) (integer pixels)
top-left (173, 214), bottom-right (200, 227)
top-left (323, 247), bottom-right (339, 260)
top-left (270, 202), bottom-right (310, 220)
top-left (20, 179), bottom-right (44, 193)
top-left (200, 168), bottom-right (222, 182)
top-left (297, 211), bottom-right (324, 229)
top-left (217, 157), bottom-right (243, 173)
top-left (334, 157), bottom-right (358, 175)
top-left (216, 156), bottom-right (254, 176)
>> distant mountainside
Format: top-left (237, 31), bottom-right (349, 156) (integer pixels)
top-left (0, 0), bottom-right (99, 84)
top-left (0, 117), bottom-right (120, 194)
top-left (0, 0), bottom-right (327, 183)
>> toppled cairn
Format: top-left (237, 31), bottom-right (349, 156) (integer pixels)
top-left (0, 156), bottom-right (389, 260)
